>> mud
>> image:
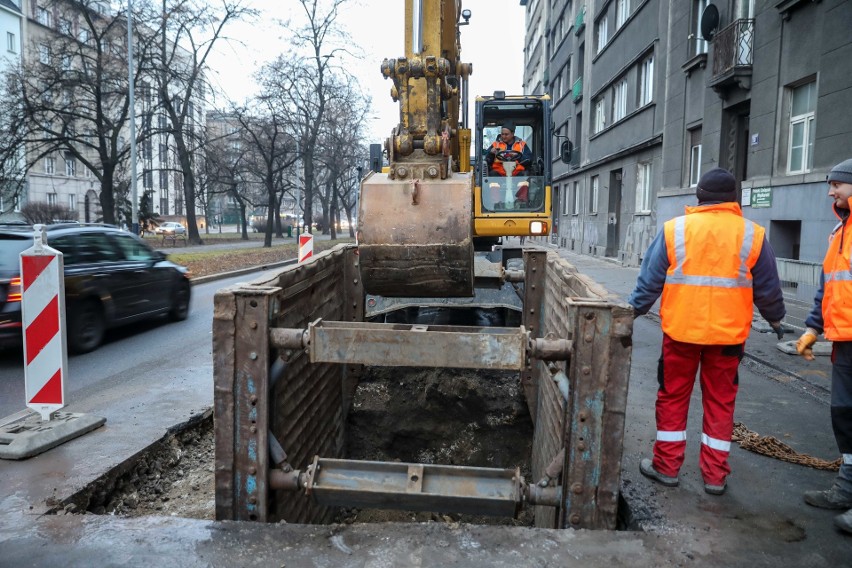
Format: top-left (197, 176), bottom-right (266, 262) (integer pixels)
top-left (74, 366), bottom-right (536, 526)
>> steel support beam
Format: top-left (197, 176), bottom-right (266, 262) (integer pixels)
top-left (305, 320), bottom-right (528, 370)
top-left (302, 457), bottom-right (522, 517)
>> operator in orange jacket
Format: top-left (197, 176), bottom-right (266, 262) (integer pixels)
top-left (628, 167), bottom-right (786, 496)
top-left (796, 158), bottom-right (852, 536)
top-left (486, 124), bottom-right (532, 177)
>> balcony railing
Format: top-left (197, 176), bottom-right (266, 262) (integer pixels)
top-left (572, 76), bottom-right (583, 102)
top-left (712, 18), bottom-right (754, 80)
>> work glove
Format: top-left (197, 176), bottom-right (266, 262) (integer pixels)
top-left (769, 321), bottom-right (785, 341)
top-left (796, 328), bottom-right (819, 361)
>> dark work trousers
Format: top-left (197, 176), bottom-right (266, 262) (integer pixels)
top-left (653, 334), bottom-right (743, 486)
top-left (830, 341), bottom-right (852, 496)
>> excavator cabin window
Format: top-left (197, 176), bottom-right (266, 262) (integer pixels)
top-left (480, 124), bottom-right (545, 214)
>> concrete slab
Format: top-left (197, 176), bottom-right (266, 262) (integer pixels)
top-left (0, 411), bottom-right (106, 460)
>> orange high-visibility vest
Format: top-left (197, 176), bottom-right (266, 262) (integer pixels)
top-left (660, 202), bottom-right (764, 344)
top-left (821, 206), bottom-right (852, 340)
top-left (490, 139), bottom-right (527, 176)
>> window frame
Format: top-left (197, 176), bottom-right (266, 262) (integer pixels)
top-left (589, 175), bottom-right (599, 214)
top-left (595, 14), bottom-right (609, 53)
top-left (44, 157), bottom-right (55, 175)
top-left (612, 79), bottom-right (628, 123)
top-left (615, 0), bottom-right (629, 29)
top-left (593, 97), bottom-right (606, 134)
top-left (7, 31), bottom-right (16, 53)
top-left (65, 155), bottom-right (75, 176)
top-left (638, 54), bottom-right (654, 106)
top-left (787, 81), bottom-right (817, 175)
top-left (636, 162), bottom-right (652, 213)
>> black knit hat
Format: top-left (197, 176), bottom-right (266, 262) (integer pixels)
top-left (827, 159), bottom-right (852, 185)
top-left (696, 167), bottom-right (737, 203)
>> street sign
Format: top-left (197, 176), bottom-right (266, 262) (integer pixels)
top-left (751, 186), bottom-right (772, 208)
top-left (299, 232), bottom-right (314, 263)
top-left (21, 225), bottom-right (68, 421)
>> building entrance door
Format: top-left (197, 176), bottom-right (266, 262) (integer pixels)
top-left (606, 170), bottom-right (622, 257)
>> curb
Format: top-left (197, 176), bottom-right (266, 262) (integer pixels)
top-left (189, 258), bottom-right (297, 286)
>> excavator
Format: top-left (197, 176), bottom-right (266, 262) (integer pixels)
top-left (212, 0), bottom-right (632, 532)
top-left (357, 1), bottom-right (553, 297)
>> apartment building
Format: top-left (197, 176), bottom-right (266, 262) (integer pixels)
top-left (0, 0), bottom-right (24, 216)
top-left (527, 0), bottom-right (852, 272)
top-left (10, 0), bottom-right (204, 224)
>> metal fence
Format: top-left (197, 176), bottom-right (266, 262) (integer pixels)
top-left (773, 258), bottom-right (821, 330)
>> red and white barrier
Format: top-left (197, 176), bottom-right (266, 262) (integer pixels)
top-left (20, 225), bottom-right (67, 421)
top-left (299, 232), bottom-right (314, 263)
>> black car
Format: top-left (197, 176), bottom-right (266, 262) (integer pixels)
top-left (0, 223), bottom-right (191, 353)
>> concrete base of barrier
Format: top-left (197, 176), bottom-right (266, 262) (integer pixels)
top-left (0, 410), bottom-right (106, 460)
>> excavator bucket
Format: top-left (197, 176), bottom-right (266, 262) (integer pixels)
top-left (357, 172), bottom-right (474, 297)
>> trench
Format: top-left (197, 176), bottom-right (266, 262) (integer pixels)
top-left (65, 306), bottom-right (631, 529)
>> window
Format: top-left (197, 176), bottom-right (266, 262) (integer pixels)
top-left (61, 55), bottom-right (72, 71)
top-left (636, 162), bottom-right (652, 213)
top-left (552, 72), bottom-right (562, 100)
top-left (7, 32), bottom-right (16, 53)
top-left (691, 0), bottom-right (708, 56)
top-left (788, 81), bottom-right (816, 174)
top-left (44, 157), bottom-right (55, 175)
top-left (59, 18), bottom-right (72, 36)
top-left (159, 144), bottom-right (168, 163)
top-left (69, 193), bottom-right (77, 210)
top-left (78, 28), bottom-right (89, 44)
top-left (37, 7), bottom-right (51, 27)
top-left (595, 15), bottom-right (608, 53)
top-left (589, 175), bottom-right (599, 214)
top-left (593, 98), bottom-right (606, 134)
top-left (638, 54), bottom-right (654, 106)
top-left (615, 0), bottom-right (629, 29)
top-left (84, 167), bottom-right (92, 178)
top-left (159, 170), bottom-right (169, 189)
top-left (688, 128), bottom-right (702, 187)
top-left (143, 169), bottom-right (153, 189)
top-left (65, 155), bottom-right (76, 176)
top-left (573, 181), bottom-right (580, 214)
top-left (160, 197), bottom-right (169, 216)
top-left (48, 193), bottom-right (57, 206)
top-left (573, 180), bottom-right (581, 214)
top-left (612, 79), bottom-right (627, 122)
top-left (38, 43), bottom-right (50, 64)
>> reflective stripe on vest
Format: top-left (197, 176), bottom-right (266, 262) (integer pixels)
top-left (656, 430), bottom-right (687, 442)
top-left (667, 215), bottom-right (756, 290)
top-left (702, 433), bottom-right (731, 453)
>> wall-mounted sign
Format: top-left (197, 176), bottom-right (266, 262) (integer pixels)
top-left (741, 186), bottom-right (752, 207)
top-left (751, 186), bottom-right (772, 208)
top-left (751, 133), bottom-right (759, 146)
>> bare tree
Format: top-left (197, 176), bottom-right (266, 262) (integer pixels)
top-left (137, 0), bottom-right (253, 244)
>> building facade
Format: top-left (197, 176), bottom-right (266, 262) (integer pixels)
top-left (526, 0), bottom-right (852, 273)
top-left (0, 0), bottom-right (24, 215)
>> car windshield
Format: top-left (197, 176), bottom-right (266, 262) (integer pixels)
top-left (481, 125), bottom-right (544, 213)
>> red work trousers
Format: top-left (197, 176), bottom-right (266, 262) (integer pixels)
top-left (652, 334), bottom-right (742, 486)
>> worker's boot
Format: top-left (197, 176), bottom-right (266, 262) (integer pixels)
top-left (803, 486), bottom-right (852, 510)
top-left (640, 458), bottom-right (679, 487)
top-left (704, 481), bottom-right (727, 496)
top-left (834, 509), bottom-right (852, 535)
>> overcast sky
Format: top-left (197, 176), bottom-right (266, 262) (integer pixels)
top-left (206, 0), bottom-right (527, 141)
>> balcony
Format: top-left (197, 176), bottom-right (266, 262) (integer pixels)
top-left (572, 76), bottom-right (583, 103)
top-left (575, 5), bottom-right (585, 36)
top-left (709, 18), bottom-right (754, 94)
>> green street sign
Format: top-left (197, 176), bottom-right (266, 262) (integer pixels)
top-left (750, 186), bottom-right (772, 208)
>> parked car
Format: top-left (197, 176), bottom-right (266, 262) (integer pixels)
top-left (154, 222), bottom-right (186, 235)
top-left (0, 223), bottom-right (191, 354)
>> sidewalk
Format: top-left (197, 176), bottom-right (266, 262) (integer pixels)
top-left (0, 242), bottom-right (847, 567)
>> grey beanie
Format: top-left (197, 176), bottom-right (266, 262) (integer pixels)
top-left (696, 167), bottom-right (737, 203)
top-left (827, 159), bottom-right (852, 184)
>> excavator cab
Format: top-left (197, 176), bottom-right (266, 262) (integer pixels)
top-left (473, 94), bottom-right (552, 242)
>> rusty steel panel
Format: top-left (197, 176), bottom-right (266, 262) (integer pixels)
top-left (307, 458), bottom-right (522, 518)
top-left (214, 245), bottom-right (357, 524)
top-left (213, 286), bottom-right (277, 522)
top-left (358, 173), bottom-right (474, 297)
top-left (308, 321), bottom-right (527, 370)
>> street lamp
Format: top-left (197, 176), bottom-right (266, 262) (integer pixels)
top-left (127, 0), bottom-right (138, 235)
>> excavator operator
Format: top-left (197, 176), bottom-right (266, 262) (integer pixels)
top-left (486, 123), bottom-right (532, 177)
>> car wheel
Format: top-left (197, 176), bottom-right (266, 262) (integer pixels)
top-left (169, 281), bottom-right (191, 321)
top-left (68, 300), bottom-right (105, 354)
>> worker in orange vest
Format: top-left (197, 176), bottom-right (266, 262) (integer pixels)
top-left (628, 167), bottom-right (786, 496)
top-left (486, 124), bottom-right (532, 177)
top-left (796, 158), bottom-right (852, 536)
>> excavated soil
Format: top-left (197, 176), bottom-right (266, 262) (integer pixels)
top-left (76, 366), bottom-right (535, 526)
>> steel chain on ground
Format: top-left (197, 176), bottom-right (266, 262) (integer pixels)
top-left (732, 422), bottom-right (841, 471)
